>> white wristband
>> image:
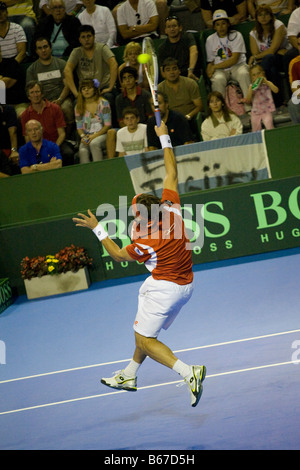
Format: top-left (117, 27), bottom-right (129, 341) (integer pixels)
top-left (159, 134), bottom-right (172, 149)
top-left (92, 222), bottom-right (108, 242)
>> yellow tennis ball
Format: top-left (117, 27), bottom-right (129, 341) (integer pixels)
top-left (138, 53), bottom-right (151, 64)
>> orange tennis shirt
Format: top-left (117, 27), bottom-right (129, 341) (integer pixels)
top-left (126, 189), bottom-right (193, 285)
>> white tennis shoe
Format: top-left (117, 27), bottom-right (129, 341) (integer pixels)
top-left (184, 365), bottom-right (206, 407)
top-left (101, 370), bottom-right (137, 391)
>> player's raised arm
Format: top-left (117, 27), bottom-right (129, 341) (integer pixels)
top-left (155, 122), bottom-right (178, 193)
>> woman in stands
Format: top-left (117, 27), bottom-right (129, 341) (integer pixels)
top-left (201, 90), bottom-right (243, 141)
top-left (248, 4), bottom-right (291, 107)
top-left (75, 78), bottom-right (111, 163)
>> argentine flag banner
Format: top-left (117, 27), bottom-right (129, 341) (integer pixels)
top-left (124, 131), bottom-right (271, 197)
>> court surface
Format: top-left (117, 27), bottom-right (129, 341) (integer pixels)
top-left (0, 248), bottom-right (300, 450)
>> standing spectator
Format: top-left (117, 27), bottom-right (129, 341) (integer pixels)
top-left (75, 78), bottom-right (111, 162)
top-left (287, 32), bottom-right (300, 123)
top-left (6, 0), bottom-right (37, 55)
top-left (116, 0), bottom-right (159, 44)
top-left (205, 10), bottom-right (251, 102)
top-left (116, 107), bottom-right (148, 156)
top-left (201, 91), bottom-right (243, 141)
top-left (34, 0), bottom-right (81, 58)
top-left (201, 0), bottom-right (247, 29)
top-left (21, 80), bottom-right (74, 165)
top-left (78, 0), bottom-right (117, 48)
top-left (158, 57), bottom-right (202, 137)
top-left (118, 41), bottom-right (149, 89)
top-left (0, 44), bottom-right (27, 115)
top-left (147, 91), bottom-right (194, 150)
top-left (26, 36), bottom-right (74, 137)
top-left (158, 15), bottom-right (199, 80)
top-left (0, 104), bottom-right (21, 175)
top-left (19, 119), bottom-right (62, 174)
top-left (247, 0), bottom-right (295, 19)
top-left (248, 4), bottom-right (291, 107)
top-left (0, 2), bottom-right (26, 63)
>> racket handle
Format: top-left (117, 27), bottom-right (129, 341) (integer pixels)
top-left (154, 109), bottom-right (161, 127)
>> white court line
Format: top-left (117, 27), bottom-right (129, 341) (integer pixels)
top-left (1, 328), bottom-right (300, 385)
top-left (0, 359), bottom-right (299, 416)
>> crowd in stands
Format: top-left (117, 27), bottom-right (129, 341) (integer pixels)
top-left (1, 0), bottom-right (300, 178)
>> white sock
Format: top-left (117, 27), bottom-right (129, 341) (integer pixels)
top-left (123, 360), bottom-right (141, 377)
top-left (172, 359), bottom-right (192, 379)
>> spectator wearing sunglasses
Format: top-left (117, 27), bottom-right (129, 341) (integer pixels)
top-left (116, 0), bottom-right (159, 44)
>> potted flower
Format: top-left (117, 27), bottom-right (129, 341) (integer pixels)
top-left (21, 245), bottom-right (93, 299)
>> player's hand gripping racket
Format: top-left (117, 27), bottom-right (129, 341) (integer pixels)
top-left (142, 37), bottom-right (161, 127)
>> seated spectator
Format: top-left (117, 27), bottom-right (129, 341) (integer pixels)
top-left (201, 0), bottom-right (247, 29)
top-left (19, 119), bottom-right (62, 174)
top-left (0, 104), bottom-right (21, 175)
top-left (78, 0), bottom-right (117, 48)
top-left (118, 41), bottom-right (149, 89)
top-left (249, 4), bottom-right (291, 107)
top-left (206, 10), bottom-right (251, 103)
top-left (158, 57), bottom-right (202, 137)
top-left (247, 0), bottom-right (295, 19)
top-left (147, 91), bottom-right (194, 150)
top-left (26, 36), bottom-right (74, 138)
top-left (201, 91), bottom-right (243, 141)
top-left (116, 0), bottom-right (159, 44)
top-left (75, 78), bottom-right (111, 162)
top-left (158, 15), bottom-right (199, 80)
top-left (242, 64), bottom-right (278, 130)
top-left (0, 45), bottom-right (28, 116)
top-left (287, 32), bottom-right (300, 123)
top-left (21, 80), bottom-right (74, 165)
top-left (0, 2), bottom-right (26, 63)
top-left (39, 0), bottom-right (83, 16)
top-left (34, 0), bottom-right (81, 58)
top-left (116, 107), bottom-right (148, 156)
top-left (7, 0), bottom-right (37, 55)
top-left (284, 5), bottom-right (300, 76)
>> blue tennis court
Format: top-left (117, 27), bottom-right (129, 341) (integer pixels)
top-left (0, 248), bottom-right (299, 450)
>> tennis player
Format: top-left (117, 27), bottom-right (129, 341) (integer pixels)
top-left (73, 122), bottom-right (206, 407)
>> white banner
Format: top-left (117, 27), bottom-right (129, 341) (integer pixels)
top-left (124, 131), bottom-right (271, 197)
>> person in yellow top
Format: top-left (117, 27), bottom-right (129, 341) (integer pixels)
top-left (6, 0), bottom-right (36, 54)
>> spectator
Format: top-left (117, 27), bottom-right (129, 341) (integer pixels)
top-left (64, 24), bottom-right (118, 100)
top-left (158, 57), bottom-right (202, 137)
top-left (147, 91), bottom-right (194, 150)
top-left (118, 41), bottom-right (149, 89)
top-left (116, 107), bottom-right (148, 156)
top-left (201, 0), bottom-right (247, 29)
top-left (243, 64), bottom-right (278, 130)
top-left (249, 4), bottom-right (291, 107)
top-left (26, 36), bottom-right (74, 138)
top-left (284, 5), bottom-right (300, 75)
top-left (19, 119), bottom-right (62, 174)
top-left (75, 78), bottom-right (111, 162)
top-left (39, 0), bottom-right (83, 16)
top-left (158, 15), bottom-right (199, 80)
top-left (0, 104), bottom-right (21, 175)
top-left (205, 10), bottom-right (251, 102)
top-left (6, 0), bottom-right (37, 55)
top-left (34, 0), bottom-right (81, 58)
top-left (247, 0), bottom-right (295, 19)
top-left (78, 0), bottom-right (116, 48)
top-left (201, 90), bottom-right (243, 141)
top-left (287, 32), bottom-right (300, 123)
top-left (0, 2), bottom-right (26, 63)
top-left (21, 80), bottom-right (74, 165)
top-left (116, 0), bottom-right (159, 44)
top-left (0, 44), bottom-right (28, 116)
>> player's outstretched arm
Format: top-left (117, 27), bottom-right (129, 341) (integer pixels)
top-left (155, 122), bottom-right (178, 193)
top-left (72, 210), bottom-right (133, 262)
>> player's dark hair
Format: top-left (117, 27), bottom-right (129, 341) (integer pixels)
top-left (136, 194), bottom-right (162, 220)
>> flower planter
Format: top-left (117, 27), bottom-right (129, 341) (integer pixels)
top-left (24, 267), bottom-right (91, 300)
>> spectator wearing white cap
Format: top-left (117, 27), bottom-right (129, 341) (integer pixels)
top-left (205, 9), bottom-right (251, 101)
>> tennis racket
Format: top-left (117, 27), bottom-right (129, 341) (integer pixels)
top-left (142, 37), bottom-right (161, 127)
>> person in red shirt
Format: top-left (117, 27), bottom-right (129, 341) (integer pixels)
top-left (73, 122), bottom-right (206, 408)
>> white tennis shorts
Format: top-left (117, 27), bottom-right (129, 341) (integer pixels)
top-left (133, 276), bottom-right (194, 338)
